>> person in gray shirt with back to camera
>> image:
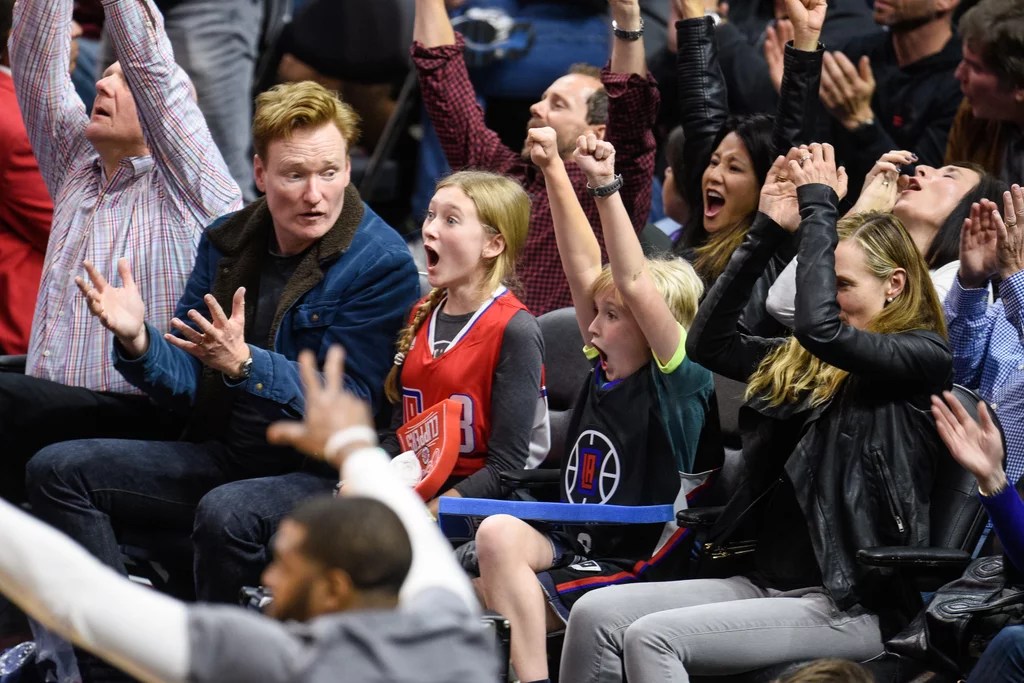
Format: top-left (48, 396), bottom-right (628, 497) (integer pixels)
top-left (0, 347), bottom-right (498, 683)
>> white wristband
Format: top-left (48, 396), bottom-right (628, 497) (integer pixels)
top-left (324, 426), bottom-right (378, 460)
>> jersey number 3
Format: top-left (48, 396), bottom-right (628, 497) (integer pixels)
top-left (451, 394), bottom-right (475, 454)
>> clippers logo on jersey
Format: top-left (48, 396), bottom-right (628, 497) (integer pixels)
top-left (564, 430), bottom-right (620, 504)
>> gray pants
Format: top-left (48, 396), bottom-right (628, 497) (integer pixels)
top-left (560, 576), bottom-right (885, 682)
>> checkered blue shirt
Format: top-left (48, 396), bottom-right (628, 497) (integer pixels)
top-left (945, 270), bottom-right (1024, 487)
top-left (9, 0), bottom-right (242, 393)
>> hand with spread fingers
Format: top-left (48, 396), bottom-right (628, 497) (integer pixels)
top-left (848, 149), bottom-right (916, 215)
top-left (997, 184), bottom-right (1024, 281)
top-left (786, 142), bottom-right (848, 199)
top-left (820, 51), bottom-right (876, 131)
top-left (267, 346), bottom-right (373, 470)
top-left (75, 258), bottom-right (148, 357)
top-left (931, 391), bottom-right (1007, 496)
top-left (757, 148), bottom-right (804, 232)
top-left (573, 132), bottom-right (617, 189)
top-left (957, 199), bottom-right (1001, 289)
top-left (164, 287), bottom-right (251, 378)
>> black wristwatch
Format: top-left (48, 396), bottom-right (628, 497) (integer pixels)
top-left (587, 173), bottom-right (624, 198)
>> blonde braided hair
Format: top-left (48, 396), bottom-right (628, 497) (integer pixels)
top-left (384, 287), bottom-right (447, 403)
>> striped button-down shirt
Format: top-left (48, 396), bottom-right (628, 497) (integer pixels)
top-left (946, 270), bottom-right (1024, 487)
top-left (9, 0), bottom-right (242, 394)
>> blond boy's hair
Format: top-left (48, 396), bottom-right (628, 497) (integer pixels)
top-left (590, 257), bottom-right (704, 328)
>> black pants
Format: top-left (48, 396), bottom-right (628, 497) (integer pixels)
top-left (0, 372), bottom-right (184, 502)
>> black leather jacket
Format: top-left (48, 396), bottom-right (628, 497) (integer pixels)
top-left (687, 185), bottom-right (953, 635)
top-left (673, 15), bottom-right (823, 335)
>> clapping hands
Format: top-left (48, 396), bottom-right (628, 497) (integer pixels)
top-left (785, 142), bottom-right (848, 199)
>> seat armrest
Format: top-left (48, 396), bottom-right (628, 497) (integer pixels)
top-left (0, 355), bottom-right (27, 373)
top-left (856, 547), bottom-right (972, 570)
top-left (677, 505), bottom-right (725, 530)
top-left (499, 469), bottom-right (559, 486)
top-left (438, 497), bottom-right (675, 544)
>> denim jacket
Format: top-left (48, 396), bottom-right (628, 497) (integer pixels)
top-left (115, 185), bottom-right (419, 438)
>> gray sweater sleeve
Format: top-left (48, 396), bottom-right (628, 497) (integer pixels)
top-left (453, 310), bottom-right (544, 500)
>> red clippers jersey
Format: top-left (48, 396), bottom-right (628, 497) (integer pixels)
top-left (400, 288), bottom-right (528, 477)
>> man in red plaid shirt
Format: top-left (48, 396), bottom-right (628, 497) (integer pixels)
top-left (412, 0), bottom-right (659, 315)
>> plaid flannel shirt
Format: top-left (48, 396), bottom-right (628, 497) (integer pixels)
top-left (413, 35), bottom-right (658, 315)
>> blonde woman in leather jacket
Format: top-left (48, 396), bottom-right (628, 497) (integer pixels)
top-left (559, 143), bottom-right (952, 682)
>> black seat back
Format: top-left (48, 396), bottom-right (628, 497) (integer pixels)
top-left (537, 307), bottom-right (591, 469)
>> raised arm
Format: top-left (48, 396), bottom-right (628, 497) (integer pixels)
top-left (8, 0), bottom-right (91, 194)
top-left (931, 392), bottom-right (1024, 572)
top-left (529, 127), bottom-right (602, 340)
top-left (268, 347), bottom-right (478, 607)
top-left (604, 11), bottom-right (660, 236)
top-left (674, 0), bottom-right (729, 232)
top-left (609, 0), bottom-right (646, 77)
top-left (103, 0), bottom-right (241, 228)
top-left (788, 144), bottom-right (951, 388)
top-left (945, 198), bottom-right (1003, 387)
top-left (576, 134), bottom-right (682, 362)
top-left (770, 0), bottom-right (826, 153)
top-left (0, 498), bottom-right (190, 683)
top-left (411, 0), bottom-right (517, 173)
top-left (413, 0), bottom-right (457, 48)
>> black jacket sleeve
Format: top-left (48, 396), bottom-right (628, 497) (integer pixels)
top-left (792, 184), bottom-right (952, 390)
top-left (772, 42), bottom-right (824, 153)
top-left (738, 42), bottom-right (824, 337)
top-left (676, 15), bottom-right (728, 241)
top-left (686, 213), bottom-right (790, 382)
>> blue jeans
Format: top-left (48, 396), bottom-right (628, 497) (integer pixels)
top-left (26, 438), bottom-right (336, 603)
top-left (969, 625), bottom-right (1024, 682)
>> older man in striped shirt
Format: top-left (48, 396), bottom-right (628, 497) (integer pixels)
top-left (0, 0), bottom-right (241, 501)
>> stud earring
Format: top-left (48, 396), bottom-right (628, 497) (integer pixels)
top-left (885, 296), bottom-right (894, 303)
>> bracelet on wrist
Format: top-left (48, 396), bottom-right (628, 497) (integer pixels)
top-left (324, 426), bottom-right (379, 461)
top-left (587, 173), bottom-right (624, 198)
top-left (611, 17), bottom-right (644, 41)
